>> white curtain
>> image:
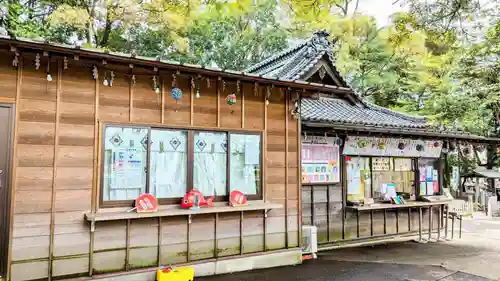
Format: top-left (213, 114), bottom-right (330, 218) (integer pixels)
top-left (193, 132), bottom-right (227, 196)
top-left (230, 134), bottom-right (259, 195)
top-left (149, 130), bottom-right (187, 198)
top-left (103, 126), bottom-right (148, 201)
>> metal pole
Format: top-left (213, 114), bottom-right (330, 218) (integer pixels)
top-left (418, 207), bottom-right (423, 242)
top-left (445, 205), bottom-right (449, 240)
top-left (459, 215), bottom-right (462, 239)
top-left (428, 206), bottom-right (432, 241)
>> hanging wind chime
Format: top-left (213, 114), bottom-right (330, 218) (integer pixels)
top-left (171, 72), bottom-right (182, 112)
top-left (103, 70), bottom-right (115, 87)
top-left (226, 80), bottom-right (237, 114)
top-left (11, 47), bottom-right (19, 68)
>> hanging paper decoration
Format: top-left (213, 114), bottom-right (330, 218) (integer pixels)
top-left (206, 77), bottom-right (211, 89)
top-left (63, 56), bottom-right (68, 70)
top-left (226, 93), bottom-right (237, 105)
top-left (46, 60), bottom-right (52, 82)
top-left (92, 66), bottom-right (98, 80)
top-left (131, 75), bottom-right (136, 87)
top-left (253, 82), bottom-right (258, 96)
top-left (109, 71), bottom-right (115, 86)
top-left (12, 52), bottom-right (19, 67)
top-left (172, 87), bottom-right (183, 101)
top-left (153, 76), bottom-right (160, 94)
top-left (475, 144), bottom-right (485, 152)
top-left (35, 53), bottom-right (41, 70)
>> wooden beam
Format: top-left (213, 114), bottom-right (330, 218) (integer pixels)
top-left (284, 89), bottom-right (289, 248)
top-left (190, 77), bottom-right (194, 126)
top-left (157, 217), bottom-right (162, 267)
top-left (161, 76), bottom-right (165, 124)
top-left (216, 79), bottom-right (220, 127)
top-left (263, 85), bottom-right (268, 251)
top-left (126, 219), bottom-right (131, 271)
top-left (129, 70), bottom-right (134, 122)
top-left (297, 94), bottom-right (302, 248)
top-left (48, 59), bottom-right (62, 281)
top-left (7, 53), bottom-right (23, 281)
top-left (241, 85), bottom-right (245, 129)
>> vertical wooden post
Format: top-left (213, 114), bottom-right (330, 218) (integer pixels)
top-left (395, 209), bottom-right (399, 233)
top-left (240, 211), bottom-right (244, 255)
top-left (214, 213), bottom-right (218, 258)
top-left (187, 215), bottom-right (191, 262)
top-left (7, 54), bottom-right (23, 281)
top-left (428, 206), bottom-right (432, 240)
top-left (326, 185), bottom-right (330, 242)
top-left (48, 59), bottom-right (62, 281)
top-left (241, 84), bottom-right (245, 129)
top-left (157, 217), bottom-right (162, 267)
top-left (297, 94), bottom-right (302, 248)
top-left (89, 64), bottom-right (100, 277)
top-left (161, 76), bottom-right (165, 124)
top-left (129, 69), bottom-right (134, 122)
top-left (190, 77), bottom-right (194, 126)
top-left (408, 208), bottom-right (412, 232)
top-left (418, 207), bottom-right (423, 241)
top-left (284, 88), bottom-right (289, 248)
top-left (262, 85), bottom-right (268, 251)
top-left (216, 78), bottom-right (221, 127)
top-left (370, 210), bottom-right (374, 236)
top-left (126, 219), bottom-right (131, 271)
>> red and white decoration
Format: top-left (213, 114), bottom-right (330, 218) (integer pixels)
top-left (135, 193), bottom-right (158, 213)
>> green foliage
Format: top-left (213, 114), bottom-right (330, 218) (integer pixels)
top-left (1, 0), bottom-right (499, 141)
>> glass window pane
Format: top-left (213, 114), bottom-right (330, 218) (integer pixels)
top-left (193, 131), bottom-right (227, 196)
top-left (150, 129), bottom-right (188, 198)
top-left (103, 126), bottom-right (148, 201)
top-left (230, 134), bottom-right (261, 196)
top-left (346, 157), bottom-right (370, 201)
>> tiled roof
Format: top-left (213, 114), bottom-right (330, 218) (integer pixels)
top-left (301, 98), bottom-right (428, 128)
top-left (245, 31), bottom-right (348, 87)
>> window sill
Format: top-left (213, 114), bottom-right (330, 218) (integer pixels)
top-left (345, 200), bottom-right (453, 212)
top-left (85, 201), bottom-right (282, 222)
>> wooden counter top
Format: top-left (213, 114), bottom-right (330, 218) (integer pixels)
top-left (85, 202), bottom-right (282, 222)
top-left (345, 200), bottom-right (452, 211)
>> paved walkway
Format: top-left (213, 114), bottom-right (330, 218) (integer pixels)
top-left (319, 215), bottom-right (500, 280)
top-left (198, 260), bottom-right (490, 281)
top-left (199, 214), bottom-right (499, 281)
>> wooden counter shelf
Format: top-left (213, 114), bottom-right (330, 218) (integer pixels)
top-left (85, 201), bottom-right (282, 222)
top-left (345, 200), bottom-right (452, 212)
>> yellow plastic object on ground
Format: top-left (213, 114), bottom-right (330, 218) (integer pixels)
top-left (157, 267), bottom-right (195, 281)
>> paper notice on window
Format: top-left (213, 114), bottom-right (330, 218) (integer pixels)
top-left (244, 137), bottom-right (260, 165)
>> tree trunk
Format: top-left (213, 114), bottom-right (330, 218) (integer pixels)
top-left (99, 4), bottom-right (113, 47)
top-left (86, 0), bottom-right (98, 47)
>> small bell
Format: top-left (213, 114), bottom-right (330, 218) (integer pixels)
top-left (46, 73), bottom-right (52, 82)
top-left (196, 89), bottom-right (200, 99)
top-left (266, 99), bottom-right (269, 106)
top-left (103, 79), bottom-right (109, 86)
top-left (155, 87), bottom-right (160, 94)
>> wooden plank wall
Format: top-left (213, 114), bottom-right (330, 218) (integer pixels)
top-left (0, 52), bottom-right (301, 281)
top-left (302, 183), bottom-right (442, 245)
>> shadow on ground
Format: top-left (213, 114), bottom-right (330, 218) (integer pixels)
top-left (197, 260), bottom-right (491, 281)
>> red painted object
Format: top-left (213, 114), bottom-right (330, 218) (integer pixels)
top-left (181, 190), bottom-right (214, 209)
top-left (135, 194), bottom-right (158, 213)
top-left (229, 190), bottom-right (247, 207)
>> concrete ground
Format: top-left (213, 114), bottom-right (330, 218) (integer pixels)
top-left (319, 213), bottom-right (500, 280)
top-left (198, 260), bottom-right (490, 281)
top-left (199, 213), bottom-right (499, 281)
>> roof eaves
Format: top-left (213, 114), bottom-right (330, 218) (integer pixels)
top-left (244, 40), bottom-right (309, 73)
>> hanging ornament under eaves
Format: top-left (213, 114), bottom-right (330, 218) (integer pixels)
top-left (226, 93), bottom-right (237, 105)
top-left (153, 76), bottom-right (160, 94)
top-left (35, 53), bottom-right (41, 70)
top-left (171, 73), bottom-right (182, 101)
top-left (92, 66), bottom-right (98, 80)
top-left (46, 56), bottom-right (52, 82)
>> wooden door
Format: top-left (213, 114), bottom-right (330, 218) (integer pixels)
top-left (0, 104), bottom-right (14, 279)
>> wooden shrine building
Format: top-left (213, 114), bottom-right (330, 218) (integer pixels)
top-left (0, 31), bottom-right (498, 281)
top-left (247, 30), bottom-right (500, 248)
